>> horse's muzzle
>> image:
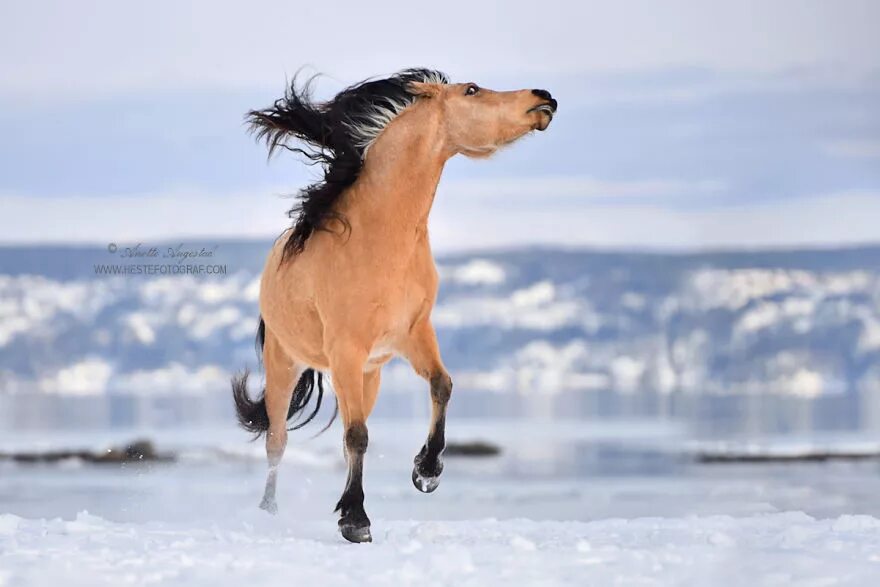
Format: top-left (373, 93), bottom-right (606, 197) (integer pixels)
top-left (528, 90), bottom-right (557, 131)
top-left (529, 104), bottom-right (556, 131)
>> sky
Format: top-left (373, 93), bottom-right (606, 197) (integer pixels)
top-left (1, 0), bottom-right (879, 250)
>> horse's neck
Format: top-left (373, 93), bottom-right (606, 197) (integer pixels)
top-left (345, 106), bottom-right (447, 244)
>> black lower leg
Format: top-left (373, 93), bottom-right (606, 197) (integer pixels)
top-left (336, 422), bottom-right (371, 543)
top-left (416, 413), bottom-right (446, 472)
top-left (413, 372), bottom-right (452, 492)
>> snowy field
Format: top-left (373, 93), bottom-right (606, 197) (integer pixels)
top-left (4, 511), bottom-right (880, 586)
top-left (3, 421), bottom-right (880, 585)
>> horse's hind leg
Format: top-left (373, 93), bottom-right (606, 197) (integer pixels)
top-left (402, 319), bottom-right (453, 493)
top-left (259, 330), bottom-right (303, 514)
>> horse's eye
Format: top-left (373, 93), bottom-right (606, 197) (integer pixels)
top-left (465, 84), bottom-right (480, 96)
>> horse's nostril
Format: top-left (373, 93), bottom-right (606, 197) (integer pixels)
top-left (532, 89), bottom-right (552, 100)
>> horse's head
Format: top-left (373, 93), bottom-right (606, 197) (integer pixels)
top-left (410, 81), bottom-right (557, 158)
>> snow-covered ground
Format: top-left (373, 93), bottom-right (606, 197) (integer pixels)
top-left (4, 511), bottom-right (880, 586)
top-left (3, 421), bottom-right (880, 586)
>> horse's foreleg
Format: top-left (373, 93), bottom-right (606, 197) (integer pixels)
top-left (362, 368), bottom-right (381, 422)
top-left (330, 344), bottom-right (372, 543)
top-left (260, 332), bottom-right (301, 514)
top-left (402, 319), bottom-right (453, 493)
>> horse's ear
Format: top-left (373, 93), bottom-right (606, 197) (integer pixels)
top-left (408, 81), bottom-right (442, 98)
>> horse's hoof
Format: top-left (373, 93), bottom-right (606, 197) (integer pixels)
top-left (412, 468), bottom-right (440, 493)
top-left (340, 523), bottom-right (372, 543)
top-left (259, 497), bottom-right (278, 515)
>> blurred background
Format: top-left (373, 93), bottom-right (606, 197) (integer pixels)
top-left (1, 1), bottom-right (880, 524)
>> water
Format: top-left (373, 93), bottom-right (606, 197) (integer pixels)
top-left (4, 387), bottom-right (880, 435)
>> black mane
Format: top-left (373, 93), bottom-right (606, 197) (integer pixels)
top-left (246, 68), bottom-right (449, 260)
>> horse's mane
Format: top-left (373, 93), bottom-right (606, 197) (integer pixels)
top-left (247, 68), bottom-right (449, 260)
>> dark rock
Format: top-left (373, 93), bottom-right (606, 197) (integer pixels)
top-left (0, 438), bottom-right (175, 465)
top-left (444, 440), bottom-right (501, 457)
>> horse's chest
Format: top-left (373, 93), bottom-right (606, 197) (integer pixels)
top-left (364, 281), bottom-right (432, 364)
top-left (377, 281), bottom-right (430, 330)
top-left (381, 256), bottom-right (435, 316)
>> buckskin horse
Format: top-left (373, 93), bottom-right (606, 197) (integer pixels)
top-left (233, 68), bottom-right (557, 542)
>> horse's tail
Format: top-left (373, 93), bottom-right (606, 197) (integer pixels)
top-left (231, 317), bottom-right (337, 438)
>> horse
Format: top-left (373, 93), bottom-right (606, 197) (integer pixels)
top-left (232, 68), bottom-right (557, 543)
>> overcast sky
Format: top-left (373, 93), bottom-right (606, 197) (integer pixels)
top-left (1, 0), bottom-right (879, 250)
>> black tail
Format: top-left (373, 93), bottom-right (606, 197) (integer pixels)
top-left (232, 317), bottom-right (337, 438)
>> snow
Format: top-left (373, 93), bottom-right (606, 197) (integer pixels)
top-left (440, 259), bottom-right (506, 285)
top-left (609, 355), bottom-right (647, 393)
top-left (432, 283), bottom-right (585, 331)
top-left (4, 423), bottom-right (880, 585)
top-left (116, 363), bottom-right (229, 395)
top-left (859, 317), bottom-right (880, 352)
top-left (688, 268), bottom-right (875, 312)
top-left (125, 312), bottom-right (157, 345)
top-left (37, 357), bottom-right (113, 396)
top-left (778, 368), bottom-right (826, 398)
top-left (188, 304), bottom-right (242, 339)
top-left (1, 511), bottom-right (879, 586)
top-left (3, 251), bottom-right (880, 398)
top-left (30, 359), bottom-right (232, 397)
top-left (511, 281), bottom-right (555, 306)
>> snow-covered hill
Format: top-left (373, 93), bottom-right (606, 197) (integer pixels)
top-left (1, 243), bottom-right (879, 400)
